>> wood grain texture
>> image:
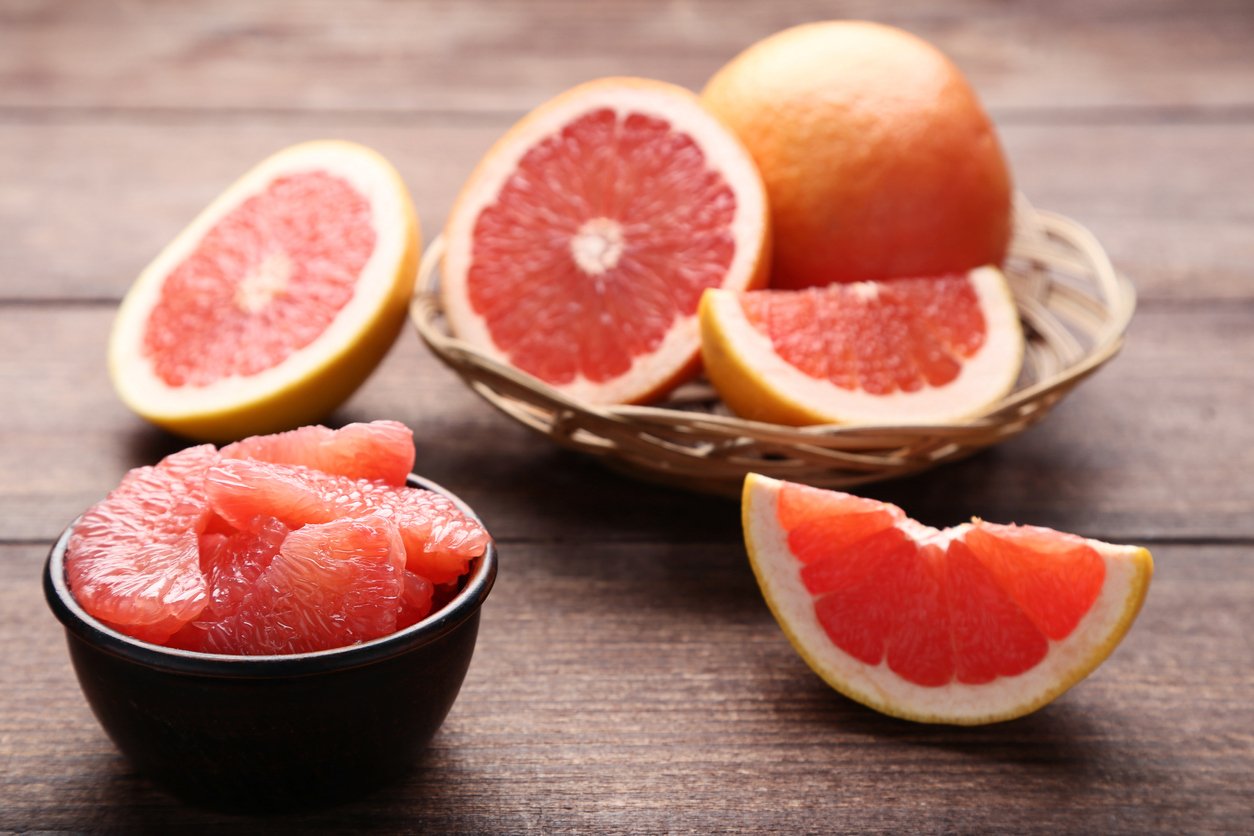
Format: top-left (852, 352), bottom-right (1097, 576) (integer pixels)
top-left (1, 119), bottom-right (1252, 302)
top-left (2, 0), bottom-right (1251, 831)
top-left (2, 0), bottom-right (1253, 114)
top-left (5, 540), bottom-right (1251, 832)
top-left (0, 302), bottom-right (1250, 544)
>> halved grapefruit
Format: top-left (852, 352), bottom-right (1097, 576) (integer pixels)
top-left (700, 267), bottom-right (1024, 425)
top-left (742, 474), bottom-right (1153, 724)
top-left (441, 76), bottom-right (770, 405)
top-left (109, 141), bottom-right (420, 442)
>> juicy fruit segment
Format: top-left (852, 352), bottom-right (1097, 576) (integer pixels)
top-left (221, 419), bottom-right (415, 485)
top-left (207, 459), bottom-right (490, 584)
top-left (744, 474), bottom-right (1153, 724)
top-left (700, 267), bottom-right (1024, 425)
top-left (172, 516), bottom-right (407, 656)
top-left (65, 445), bottom-right (219, 644)
top-left (64, 421), bottom-right (489, 654)
top-left (701, 20), bottom-right (1013, 288)
top-left (109, 141), bottom-right (420, 441)
top-left (442, 76), bottom-right (769, 405)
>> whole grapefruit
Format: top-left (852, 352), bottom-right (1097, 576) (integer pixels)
top-left (701, 21), bottom-right (1014, 288)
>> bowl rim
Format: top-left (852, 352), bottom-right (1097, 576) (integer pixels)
top-left (44, 472), bottom-right (497, 679)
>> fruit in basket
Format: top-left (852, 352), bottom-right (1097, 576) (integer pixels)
top-left (742, 474), bottom-right (1153, 724)
top-left (108, 141), bottom-right (421, 442)
top-left (699, 267), bottom-right (1023, 425)
top-left (65, 421), bottom-right (490, 653)
top-left (701, 21), bottom-right (1013, 289)
top-left (441, 76), bottom-right (770, 405)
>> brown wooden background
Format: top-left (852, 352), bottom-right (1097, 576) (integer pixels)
top-left (2, 1), bottom-right (1252, 832)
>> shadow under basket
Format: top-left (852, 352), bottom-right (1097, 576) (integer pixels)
top-left (410, 201), bottom-right (1136, 497)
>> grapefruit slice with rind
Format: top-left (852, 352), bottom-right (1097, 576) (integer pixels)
top-left (742, 474), bottom-right (1153, 725)
top-left (700, 267), bottom-right (1024, 425)
top-left (109, 140), bottom-right (420, 442)
top-left (441, 76), bottom-right (770, 405)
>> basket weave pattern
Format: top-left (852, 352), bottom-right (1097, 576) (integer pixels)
top-left (410, 203), bottom-right (1136, 496)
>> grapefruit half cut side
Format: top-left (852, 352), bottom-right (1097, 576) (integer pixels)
top-left (109, 141), bottom-right (420, 442)
top-left (441, 76), bottom-right (770, 405)
top-left (700, 266), bottom-right (1024, 426)
top-left (742, 474), bottom-right (1153, 725)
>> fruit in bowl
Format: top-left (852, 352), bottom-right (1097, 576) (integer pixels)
top-left (43, 421), bottom-right (497, 811)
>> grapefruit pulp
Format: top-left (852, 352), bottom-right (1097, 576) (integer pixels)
top-left (64, 421), bottom-right (491, 655)
top-left (109, 141), bottom-right (420, 442)
top-left (742, 474), bottom-right (1153, 724)
top-left (700, 267), bottom-right (1024, 425)
top-left (441, 76), bottom-right (769, 405)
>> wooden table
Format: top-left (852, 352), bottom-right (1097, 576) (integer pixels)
top-left (3, 2), bottom-right (1252, 832)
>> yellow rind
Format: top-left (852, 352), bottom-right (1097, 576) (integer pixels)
top-left (742, 472), bottom-right (1154, 725)
top-left (108, 140), bottom-right (421, 442)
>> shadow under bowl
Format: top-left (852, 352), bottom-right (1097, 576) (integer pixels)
top-left (43, 474), bottom-right (497, 814)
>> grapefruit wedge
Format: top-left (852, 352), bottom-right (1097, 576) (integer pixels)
top-left (700, 267), bottom-right (1023, 425)
top-left (441, 76), bottom-right (770, 405)
top-left (109, 141), bottom-right (420, 442)
top-left (742, 474), bottom-right (1153, 724)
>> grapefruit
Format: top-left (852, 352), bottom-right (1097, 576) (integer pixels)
top-left (109, 140), bottom-right (421, 442)
top-left (172, 515), bottom-right (407, 656)
top-left (742, 474), bottom-right (1153, 724)
top-left (441, 76), bottom-right (770, 405)
top-left (206, 458), bottom-right (490, 584)
top-left (220, 419), bottom-right (415, 485)
top-left (701, 21), bottom-right (1014, 288)
top-left (64, 421), bottom-right (490, 653)
top-left (699, 267), bottom-right (1024, 425)
top-left (65, 444), bottom-right (219, 644)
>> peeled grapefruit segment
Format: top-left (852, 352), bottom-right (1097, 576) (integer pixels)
top-left (206, 458), bottom-right (490, 584)
top-left (441, 76), bottom-right (770, 405)
top-left (172, 515), bottom-right (406, 656)
top-left (742, 474), bottom-right (1153, 724)
top-left (109, 140), bottom-right (421, 442)
top-left (65, 444), bottom-right (220, 643)
top-left (221, 419), bottom-right (415, 485)
top-left (700, 267), bottom-right (1024, 425)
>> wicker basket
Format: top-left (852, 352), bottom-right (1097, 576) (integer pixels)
top-left (409, 201), bottom-right (1135, 497)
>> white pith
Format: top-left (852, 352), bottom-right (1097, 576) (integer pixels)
top-left (709, 266), bottom-right (1024, 424)
top-left (108, 141), bottom-right (410, 419)
top-left (441, 81), bottom-right (767, 404)
top-left (745, 475), bottom-right (1151, 724)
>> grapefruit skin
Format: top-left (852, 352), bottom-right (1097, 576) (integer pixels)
top-left (742, 474), bottom-right (1154, 725)
top-left (109, 141), bottom-right (421, 443)
top-left (441, 76), bottom-right (770, 406)
top-left (701, 21), bottom-right (1013, 288)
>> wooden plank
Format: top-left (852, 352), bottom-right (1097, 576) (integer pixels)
top-left (2, 0), bottom-right (1253, 114)
top-left (1, 117), bottom-right (1250, 302)
top-left (7, 540), bottom-right (1251, 831)
top-left (1, 302), bottom-right (1250, 544)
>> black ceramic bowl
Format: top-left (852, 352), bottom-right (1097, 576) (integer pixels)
top-left (44, 475), bottom-right (496, 813)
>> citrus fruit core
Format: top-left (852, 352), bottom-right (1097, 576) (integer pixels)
top-left (143, 171), bottom-right (375, 387)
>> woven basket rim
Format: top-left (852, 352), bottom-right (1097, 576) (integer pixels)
top-left (409, 202), bottom-right (1136, 494)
